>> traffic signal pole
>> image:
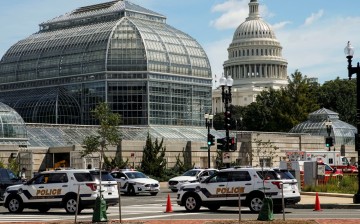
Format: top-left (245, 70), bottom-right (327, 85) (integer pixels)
top-left (219, 75), bottom-right (233, 168)
top-left (205, 113), bottom-right (213, 168)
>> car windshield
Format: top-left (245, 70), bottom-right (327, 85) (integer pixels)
top-left (182, 170), bottom-right (201, 177)
top-left (126, 171), bottom-right (147, 179)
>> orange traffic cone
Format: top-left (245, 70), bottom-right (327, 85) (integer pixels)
top-left (165, 193), bottom-right (173, 213)
top-left (313, 192), bottom-right (322, 211)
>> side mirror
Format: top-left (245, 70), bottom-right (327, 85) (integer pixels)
top-left (333, 167), bottom-right (337, 173)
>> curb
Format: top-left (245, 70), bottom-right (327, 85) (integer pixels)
top-left (301, 192), bottom-right (354, 198)
top-left (288, 192), bottom-right (360, 209)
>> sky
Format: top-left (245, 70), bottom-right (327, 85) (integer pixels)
top-left (1, 0), bottom-right (360, 84)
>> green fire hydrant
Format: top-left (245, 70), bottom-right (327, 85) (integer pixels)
top-left (92, 196), bottom-right (107, 222)
top-left (257, 197), bottom-right (274, 221)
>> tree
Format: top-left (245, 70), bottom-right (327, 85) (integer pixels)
top-left (81, 102), bottom-right (122, 220)
top-left (140, 133), bottom-right (167, 178)
top-left (317, 78), bottom-right (356, 126)
top-left (242, 70), bottom-right (320, 132)
top-left (252, 134), bottom-right (278, 221)
top-left (81, 102), bottom-right (122, 187)
top-left (243, 88), bottom-right (282, 132)
top-left (279, 70), bottom-right (320, 130)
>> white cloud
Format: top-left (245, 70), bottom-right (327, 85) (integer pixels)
top-left (210, 0), bottom-right (248, 30)
top-left (277, 16), bottom-right (360, 82)
top-left (303, 9), bottom-right (324, 26)
top-left (272, 21), bottom-right (292, 30)
top-left (205, 9), bottom-right (360, 85)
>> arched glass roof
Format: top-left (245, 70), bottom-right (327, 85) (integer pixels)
top-left (0, 102), bottom-right (27, 141)
top-left (0, 0), bottom-right (211, 83)
top-left (289, 108), bottom-right (356, 146)
top-left (106, 17), bottom-right (211, 77)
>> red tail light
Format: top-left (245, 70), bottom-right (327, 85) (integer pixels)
top-left (86, 183), bottom-right (97, 191)
top-left (271, 181), bottom-right (282, 189)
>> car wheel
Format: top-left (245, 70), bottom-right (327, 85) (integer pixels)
top-left (64, 197), bottom-right (80, 214)
top-left (127, 184), bottom-right (136, 196)
top-left (150, 192), bottom-right (158, 196)
top-left (248, 194), bottom-right (264, 213)
top-left (171, 189), bottom-right (178, 192)
top-left (7, 196), bottom-right (24, 213)
top-left (207, 205), bottom-right (220, 211)
top-left (38, 207), bottom-right (51, 213)
top-left (184, 194), bottom-right (201, 212)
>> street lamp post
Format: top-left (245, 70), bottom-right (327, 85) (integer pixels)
top-left (204, 113), bottom-right (213, 168)
top-left (325, 119), bottom-right (332, 151)
top-left (219, 74), bottom-right (234, 167)
top-left (344, 41), bottom-right (360, 203)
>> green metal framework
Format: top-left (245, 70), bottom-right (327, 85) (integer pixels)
top-left (0, 0), bottom-right (212, 126)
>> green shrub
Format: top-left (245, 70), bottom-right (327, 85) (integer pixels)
top-left (303, 175), bottom-right (357, 194)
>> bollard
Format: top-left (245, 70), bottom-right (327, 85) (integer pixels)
top-left (92, 196), bottom-right (108, 222)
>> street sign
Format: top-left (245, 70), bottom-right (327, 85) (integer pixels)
top-left (200, 146), bottom-right (208, 150)
top-left (223, 152), bottom-right (231, 163)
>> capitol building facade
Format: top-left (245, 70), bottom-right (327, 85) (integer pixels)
top-left (212, 0), bottom-right (288, 113)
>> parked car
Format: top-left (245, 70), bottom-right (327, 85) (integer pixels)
top-left (177, 167), bottom-right (300, 213)
top-left (0, 168), bottom-right (23, 200)
top-left (88, 170), bottom-right (119, 206)
top-left (273, 168), bottom-right (296, 180)
top-left (1, 169), bottom-right (99, 213)
top-left (168, 168), bottom-right (218, 192)
top-left (111, 170), bottom-right (160, 196)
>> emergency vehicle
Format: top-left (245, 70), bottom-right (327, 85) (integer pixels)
top-left (285, 151), bottom-right (357, 173)
top-left (168, 168), bottom-right (218, 192)
top-left (111, 170), bottom-right (160, 196)
top-left (177, 167), bottom-right (300, 213)
top-left (1, 169), bottom-right (118, 213)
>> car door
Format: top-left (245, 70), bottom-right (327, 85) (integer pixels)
top-left (226, 171), bottom-right (253, 203)
top-left (25, 173), bottom-right (69, 204)
top-left (114, 172), bottom-right (128, 192)
top-left (201, 171), bottom-right (229, 202)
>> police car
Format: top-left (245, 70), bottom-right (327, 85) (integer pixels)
top-left (1, 169), bottom-right (116, 214)
top-left (168, 168), bottom-right (218, 192)
top-left (111, 170), bottom-right (160, 196)
top-left (176, 167), bottom-right (301, 213)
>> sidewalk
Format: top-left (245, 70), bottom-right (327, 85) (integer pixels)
top-left (293, 192), bottom-right (360, 209)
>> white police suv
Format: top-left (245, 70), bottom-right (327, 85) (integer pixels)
top-left (168, 168), bottom-right (218, 192)
top-left (177, 167), bottom-right (300, 213)
top-left (111, 170), bottom-right (160, 196)
top-left (1, 169), bottom-right (113, 214)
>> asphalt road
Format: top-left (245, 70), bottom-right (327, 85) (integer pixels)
top-left (0, 191), bottom-right (360, 223)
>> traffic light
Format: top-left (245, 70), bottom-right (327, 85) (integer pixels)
top-left (228, 137), bottom-right (236, 151)
top-left (325, 137), bottom-right (333, 147)
top-left (356, 134), bottom-right (360, 151)
top-left (208, 134), bottom-right (215, 146)
top-left (217, 138), bottom-right (226, 151)
top-left (224, 110), bottom-right (231, 129)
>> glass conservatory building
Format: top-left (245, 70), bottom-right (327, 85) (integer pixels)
top-left (289, 108), bottom-right (357, 146)
top-left (0, 0), bottom-right (212, 126)
top-left (0, 102), bottom-right (27, 145)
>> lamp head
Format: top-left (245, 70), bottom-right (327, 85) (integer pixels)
top-left (345, 41), bottom-right (354, 57)
top-left (204, 113), bottom-right (209, 119)
top-left (226, 75), bottom-right (234, 87)
top-left (219, 74), bottom-right (226, 87)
